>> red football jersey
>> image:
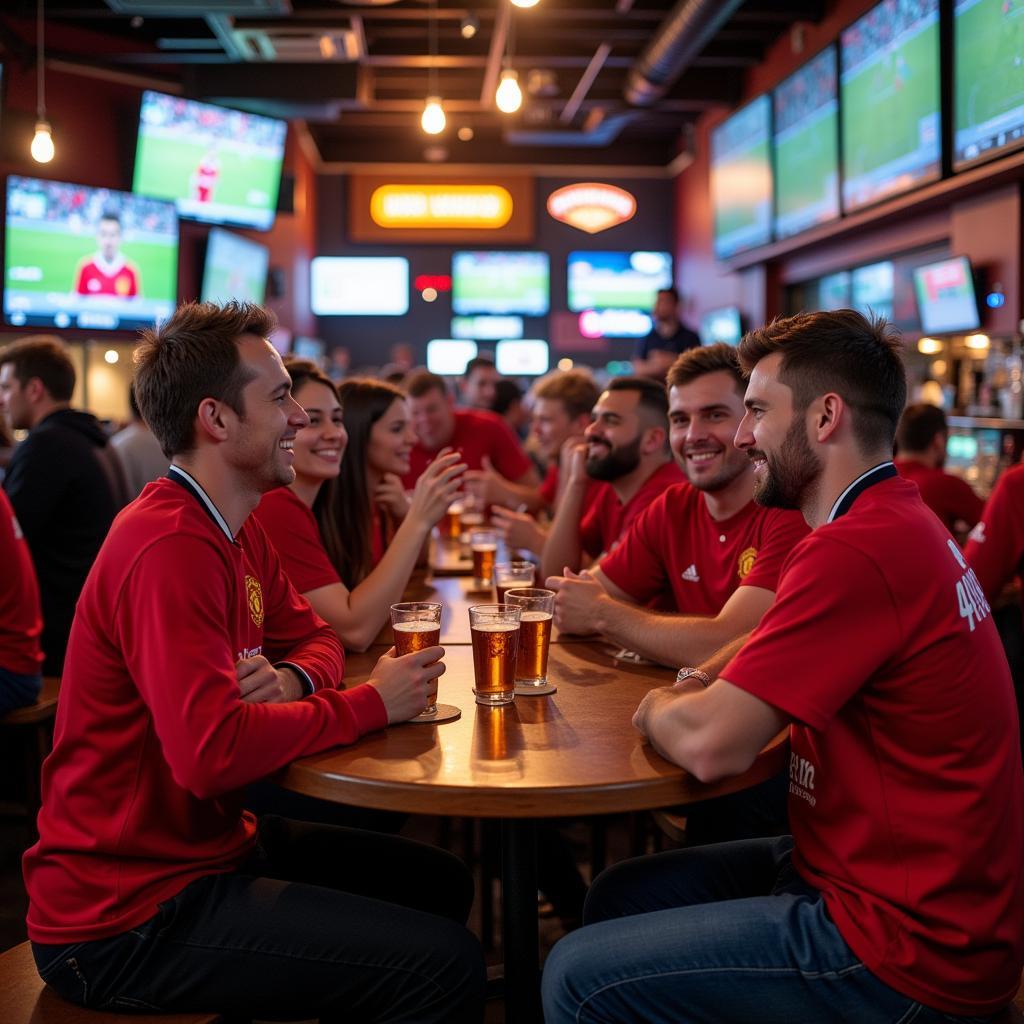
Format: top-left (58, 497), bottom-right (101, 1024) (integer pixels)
top-left (194, 158), bottom-right (219, 202)
top-left (402, 408), bottom-right (533, 489)
top-left (895, 458), bottom-right (983, 533)
top-left (23, 473), bottom-right (387, 945)
top-left (74, 257), bottom-right (139, 298)
top-left (965, 462), bottom-right (1024, 603)
top-left (600, 481), bottom-right (809, 612)
top-left (253, 486), bottom-right (340, 595)
top-left (724, 474), bottom-right (1024, 1015)
top-left (0, 488), bottom-right (43, 675)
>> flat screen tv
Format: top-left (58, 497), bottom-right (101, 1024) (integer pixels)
top-left (201, 228), bottom-right (269, 304)
top-left (954, 0), bottom-right (1024, 168)
top-left (699, 307), bottom-right (743, 346)
top-left (495, 339), bottom-right (549, 376)
top-left (133, 90), bottom-right (287, 231)
top-left (913, 256), bottom-right (981, 334)
top-left (852, 261), bottom-right (895, 320)
top-left (710, 95), bottom-right (773, 259)
top-left (427, 339), bottom-right (478, 375)
top-left (773, 47), bottom-right (840, 239)
top-left (310, 257), bottom-right (409, 316)
top-left (4, 175), bottom-right (178, 332)
top-left (566, 251), bottom-right (673, 312)
top-left (840, 0), bottom-right (941, 212)
top-left (451, 315), bottom-right (524, 340)
top-left (451, 251), bottom-right (550, 316)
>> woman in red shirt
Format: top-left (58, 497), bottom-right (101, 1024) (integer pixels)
top-left (255, 362), bottom-right (464, 651)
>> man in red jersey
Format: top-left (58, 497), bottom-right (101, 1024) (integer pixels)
top-left (539, 376), bottom-right (684, 581)
top-left (73, 212), bottom-right (140, 298)
top-left (191, 144), bottom-right (220, 204)
top-left (895, 402), bottom-right (983, 537)
top-left (546, 345), bottom-right (808, 670)
top-left (402, 368), bottom-right (538, 495)
top-left (22, 302), bottom-right (484, 1022)
top-left (543, 310), bottom-right (1024, 1024)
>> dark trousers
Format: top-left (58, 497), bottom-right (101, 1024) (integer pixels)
top-left (33, 815), bottom-right (486, 1022)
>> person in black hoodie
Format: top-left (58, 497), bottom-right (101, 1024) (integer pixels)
top-left (0, 335), bottom-right (123, 674)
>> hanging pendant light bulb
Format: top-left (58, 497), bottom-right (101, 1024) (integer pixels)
top-left (496, 69), bottom-right (522, 113)
top-left (31, 0), bottom-right (55, 163)
top-left (31, 121), bottom-right (55, 163)
top-left (510, 0), bottom-right (540, 8)
top-left (421, 96), bottom-right (446, 135)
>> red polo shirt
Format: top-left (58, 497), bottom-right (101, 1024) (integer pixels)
top-left (895, 458), bottom-right (983, 533)
top-left (0, 488), bottom-right (43, 676)
top-left (965, 462), bottom-right (1024, 605)
top-left (723, 474), bottom-right (1024, 1016)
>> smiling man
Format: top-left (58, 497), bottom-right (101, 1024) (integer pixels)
top-left (22, 302), bottom-right (484, 1022)
top-left (543, 310), bottom-right (1024, 1024)
top-left (545, 345), bottom-right (807, 669)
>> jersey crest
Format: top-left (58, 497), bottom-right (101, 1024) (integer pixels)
top-left (245, 574), bottom-right (264, 628)
top-left (737, 546), bottom-right (757, 580)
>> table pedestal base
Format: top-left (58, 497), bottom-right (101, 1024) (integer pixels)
top-left (501, 819), bottom-right (541, 1023)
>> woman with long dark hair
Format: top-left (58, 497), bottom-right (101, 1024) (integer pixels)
top-left (254, 362), bottom-right (464, 651)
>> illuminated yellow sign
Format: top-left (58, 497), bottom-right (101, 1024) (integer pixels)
top-left (370, 185), bottom-right (514, 229)
top-left (546, 183), bottom-right (637, 234)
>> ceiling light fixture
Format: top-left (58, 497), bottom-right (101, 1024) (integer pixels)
top-left (421, 0), bottom-right (446, 135)
top-left (510, 0), bottom-right (540, 9)
top-left (460, 13), bottom-right (479, 39)
top-left (496, 9), bottom-right (523, 113)
top-left (31, 0), bottom-right (54, 163)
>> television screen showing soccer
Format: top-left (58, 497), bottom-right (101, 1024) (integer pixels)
top-left (913, 256), bottom-right (981, 334)
top-left (310, 257), bottom-right (410, 316)
top-left (566, 251), bottom-right (673, 312)
top-left (954, 0), bottom-right (1024, 167)
top-left (840, 0), bottom-right (941, 212)
top-left (133, 91), bottom-right (287, 231)
top-left (773, 47), bottom-right (840, 239)
top-left (4, 175), bottom-right (178, 332)
top-left (451, 252), bottom-right (550, 316)
top-left (711, 95), bottom-right (773, 259)
top-left (201, 228), bottom-right (269, 305)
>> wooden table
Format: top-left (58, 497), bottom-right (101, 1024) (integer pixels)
top-left (282, 644), bottom-right (788, 1023)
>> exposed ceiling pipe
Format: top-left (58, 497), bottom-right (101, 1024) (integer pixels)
top-left (625, 0), bottom-right (745, 107)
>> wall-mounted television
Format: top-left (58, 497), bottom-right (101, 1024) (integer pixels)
top-left (451, 251), bottom-right (549, 316)
top-left (4, 175), bottom-right (178, 332)
top-left (133, 90), bottom-right (287, 231)
top-left (852, 261), bottom-right (895, 320)
top-left (201, 228), bottom-right (269, 304)
top-left (310, 257), bottom-right (409, 316)
top-left (954, 0), bottom-right (1024, 168)
top-left (710, 95), bottom-right (773, 259)
top-left (773, 47), bottom-right (840, 239)
top-left (566, 251), bottom-right (673, 312)
top-left (427, 339), bottom-right (478, 375)
top-left (840, 0), bottom-right (941, 212)
top-left (699, 307), bottom-right (743, 346)
top-left (451, 315), bottom-right (524, 340)
top-left (577, 309), bottom-right (652, 339)
top-left (495, 339), bottom-right (549, 376)
top-left (913, 256), bottom-right (981, 335)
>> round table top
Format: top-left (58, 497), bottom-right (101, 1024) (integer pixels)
top-left (281, 643), bottom-right (788, 818)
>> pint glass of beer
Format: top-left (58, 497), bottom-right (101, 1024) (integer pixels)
top-left (494, 561), bottom-right (535, 603)
top-left (391, 602), bottom-right (442, 715)
top-left (505, 588), bottom-right (555, 688)
top-left (469, 603), bottom-right (521, 705)
top-left (470, 529), bottom-right (499, 590)
top-left (441, 499), bottom-right (463, 541)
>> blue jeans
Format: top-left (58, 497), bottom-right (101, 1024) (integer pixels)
top-left (542, 836), bottom-right (995, 1024)
top-left (0, 665), bottom-right (41, 716)
top-left (33, 815), bottom-right (485, 1022)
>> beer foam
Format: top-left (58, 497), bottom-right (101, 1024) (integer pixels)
top-left (519, 611), bottom-right (553, 622)
top-left (472, 621), bottom-right (520, 633)
top-left (394, 620), bottom-right (439, 632)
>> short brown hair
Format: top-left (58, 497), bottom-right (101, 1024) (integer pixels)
top-left (532, 368), bottom-right (600, 420)
top-left (134, 301), bottom-right (276, 458)
top-left (738, 310), bottom-right (906, 454)
top-left (405, 369), bottom-right (447, 400)
top-left (666, 343), bottom-right (744, 393)
top-left (897, 402), bottom-right (947, 454)
top-left (0, 335), bottom-right (75, 401)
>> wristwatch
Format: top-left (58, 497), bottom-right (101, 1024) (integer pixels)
top-left (675, 666), bottom-right (712, 688)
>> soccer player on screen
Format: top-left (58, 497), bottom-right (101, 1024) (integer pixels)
top-left (73, 212), bottom-right (141, 299)
top-left (192, 145), bottom-right (221, 204)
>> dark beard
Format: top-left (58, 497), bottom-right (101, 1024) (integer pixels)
top-left (752, 418), bottom-right (821, 510)
top-left (587, 436), bottom-right (642, 482)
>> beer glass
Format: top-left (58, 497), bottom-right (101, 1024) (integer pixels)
top-left (441, 498), bottom-right (463, 541)
top-left (391, 602), bottom-right (442, 717)
top-left (505, 588), bottom-right (555, 689)
top-left (469, 603), bottom-right (521, 705)
top-left (470, 529), bottom-right (499, 590)
top-left (494, 561), bottom-right (535, 604)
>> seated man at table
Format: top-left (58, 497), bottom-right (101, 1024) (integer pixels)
top-left (546, 345), bottom-right (808, 669)
top-left (402, 369), bottom-right (538, 500)
top-left (22, 301), bottom-right (485, 1023)
top-left (459, 355), bottom-right (501, 411)
top-left (543, 309), bottom-right (1024, 1024)
top-left (539, 376), bottom-right (684, 580)
top-left (895, 402), bottom-right (983, 538)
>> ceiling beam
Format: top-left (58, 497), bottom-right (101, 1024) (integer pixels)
top-left (560, 42), bottom-right (611, 124)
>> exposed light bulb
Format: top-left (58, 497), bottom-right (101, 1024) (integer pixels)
top-left (31, 120), bottom-right (54, 163)
top-left (421, 96), bottom-right (446, 135)
top-left (510, 0), bottom-right (540, 8)
top-left (104, 349), bottom-right (119, 364)
top-left (495, 70), bottom-right (522, 113)
top-left (460, 14), bottom-right (478, 38)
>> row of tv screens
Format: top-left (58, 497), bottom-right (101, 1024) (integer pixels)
top-left (713, 0), bottom-right (1022, 259)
